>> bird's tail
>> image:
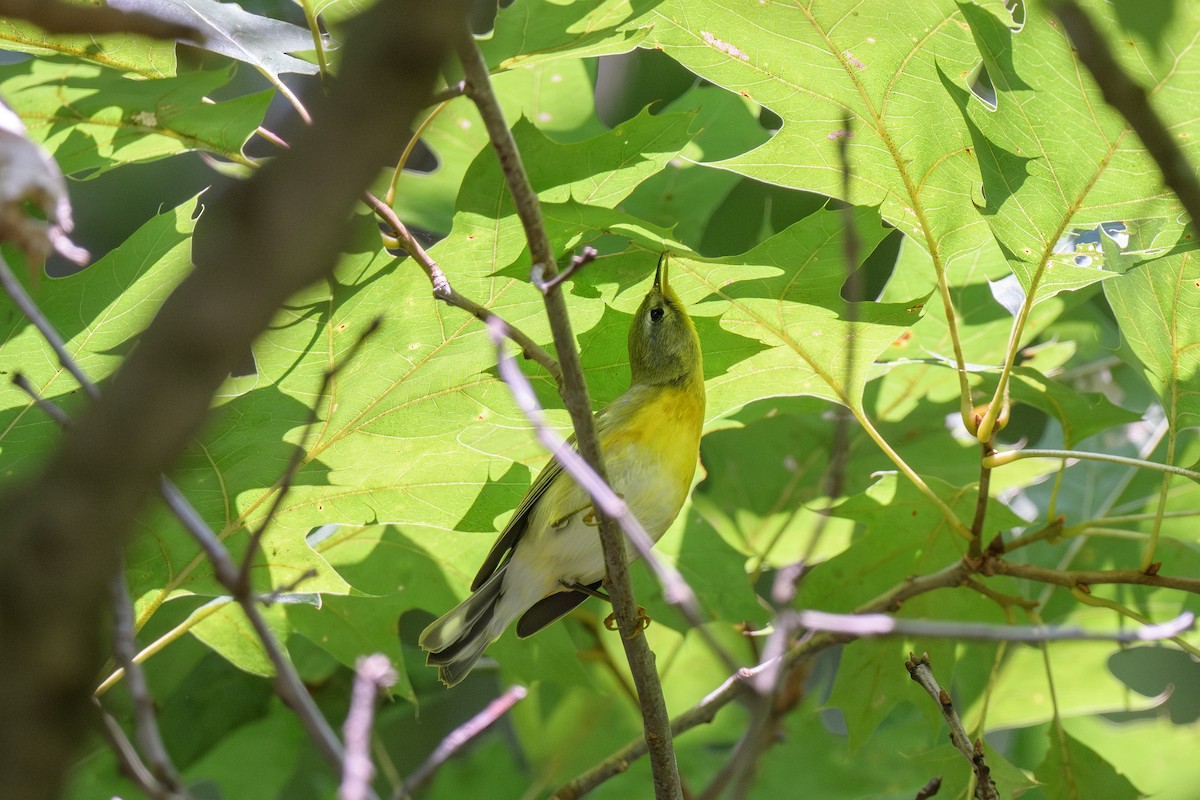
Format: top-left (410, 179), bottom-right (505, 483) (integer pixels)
top-left (419, 565), bottom-right (506, 687)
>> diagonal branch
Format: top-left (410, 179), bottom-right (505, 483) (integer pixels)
top-left (0, 2), bottom-right (465, 796)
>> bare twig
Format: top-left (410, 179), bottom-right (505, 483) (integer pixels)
top-left (340, 654), bottom-right (398, 800)
top-left (987, 560), bottom-right (1200, 594)
top-left (915, 777), bottom-right (943, 800)
top-left (554, 637), bottom-right (840, 799)
top-left (532, 246), bottom-right (598, 293)
top-left (458, 24), bottom-right (682, 798)
top-left (109, 566), bottom-right (188, 797)
top-left (713, 113), bottom-right (867, 799)
top-left (0, 0), bottom-right (198, 39)
top-left (428, 80), bottom-right (467, 105)
top-left (905, 653), bottom-right (998, 800)
top-left (969, 442), bottom-right (994, 560)
top-left (395, 685), bottom-right (528, 800)
top-left (560, 560), bottom-right (979, 798)
top-left (94, 700), bottom-right (176, 800)
top-left (158, 479), bottom-right (353, 780)
top-left (363, 191), bottom-right (563, 385)
top-left (0, 255), bottom-right (99, 400)
top-left (13, 270), bottom-right (351, 780)
top-left (789, 608), bottom-right (1194, 642)
top-left (12, 373), bottom-right (72, 427)
top-left (1052, 0), bottom-right (1200, 230)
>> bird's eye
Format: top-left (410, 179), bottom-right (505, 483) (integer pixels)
top-left (649, 307), bottom-right (664, 322)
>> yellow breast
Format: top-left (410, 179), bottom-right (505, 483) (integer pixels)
top-left (601, 382), bottom-right (705, 495)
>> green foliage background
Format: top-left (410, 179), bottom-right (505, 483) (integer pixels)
top-left (1, 0), bottom-right (1199, 797)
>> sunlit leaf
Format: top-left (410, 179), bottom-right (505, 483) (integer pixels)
top-left (1, 60), bottom-right (267, 177)
top-left (110, 0), bottom-right (325, 77)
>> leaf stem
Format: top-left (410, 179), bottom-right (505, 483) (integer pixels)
top-left (385, 99), bottom-right (451, 207)
top-left (984, 448), bottom-right (1200, 482)
top-left (856, 412), bottom-right (974, 540)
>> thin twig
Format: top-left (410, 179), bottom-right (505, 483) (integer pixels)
top-left (0, 0), bottom-right (198, 38)
top-left (0, 255), bottom-right (99, 399)
top-left (94, 700), bottom-right (175, 800)
top-left (237, 317), bottom-right (382, 591)
top-left (395, 685), bottom-right (528, 800)
top-left (158, 479), bottom-right (354, 781)
top-left (363, 191), bottom-right (563, 384)
top-left (458, 24), bottom-right (682, 798)
top-left (915, 777), bottom-right (943, 800)
top-left (340, 654), bottom-right (398, 800)
top-left (428, 80), bottom-right (467, 105)
top-left (789, 608), bottom-right (1193, 642)
top-left (109, 565), bottom-right (188, 797)
top-left (560, 559), bottom-right (978, 798)
top-left (1052, 0), bottom-right (1200, 230)
top-left (986, 560), bottom-right (1200, 594)
top-left (905, 653), bottom-right (998, 800)
top-left (5, 308), bottom-right (338, 776)
top-left (12, 373), bottom-right (72, 427)
top-left (532, 246), bottom-right (598, 293)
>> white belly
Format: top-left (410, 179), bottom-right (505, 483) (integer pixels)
top-left (492, 443), bottom-right (689, 628)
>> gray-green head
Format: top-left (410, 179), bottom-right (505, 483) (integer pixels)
top-left (628, 254), bottom-right (703, 386)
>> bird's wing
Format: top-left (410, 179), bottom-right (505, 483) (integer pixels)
top-left (470, 402), bottom-right (625, 591)
top-left (469, 433), bottom-right (573, 590)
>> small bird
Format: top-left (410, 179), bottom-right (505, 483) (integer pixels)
top-left (420, 254), bottom-right (705, 686)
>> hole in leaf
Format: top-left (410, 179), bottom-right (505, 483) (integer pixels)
top-left (967, 62), bottom-right (998, 110)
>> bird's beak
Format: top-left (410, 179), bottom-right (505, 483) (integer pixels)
top-left (655, 253), bottom-right (669, 294)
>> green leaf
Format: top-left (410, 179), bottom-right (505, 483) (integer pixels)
top-left (677, 205), bottom-right (924, 415)
top-left (479, 0), bottom-right (654, 71)
top-left (949, 1), bottom-right (1197, 301)
top-left (0, 6), bottom-right (178, 76)
top-left (0, 199), bottom-right (196, 473)
top-left (111, 0), bottom-right (324, 77)
top-left (1104, 246), bottom-right (1200, 433)
top-left (181, 699), bottom-right (307, 796)
top-left (1062, 713), bottom-right (1200, 800)
top-left (875, 235), bottom-right (1069, 419)
top-left (630, 0), bottom-right (990, 265)
top-left (807, 473), bottom-right (1024, 747)
top-left (962, 606), bottom-right (1168, 731)
top-left (1002, 366), bottom-right (1142, 448)
top-left (2, 60), bottom-right (267, 177)
top-left (189, 599), bottom-right (292, 677)
top-left (1034, 727), bottom-right (1141, 800)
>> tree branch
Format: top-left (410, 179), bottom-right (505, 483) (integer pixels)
top-left (457, 27), bottom-right (682, 799)
top-left (986, 560), bottom-right (1200, 594)
top-left (0, 2), bottom-right (464, 796)
top-left (789, 608), bottom-right (1193, 643)
top-left (905, 653), bottom-right (998, 800)
top-left (340, 654), bottom-right (398, 800)
top-left (108, 565), bottom-right (187, 797)
top-left (395, 685), bottom-right (528, 800)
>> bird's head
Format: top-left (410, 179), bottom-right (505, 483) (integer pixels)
top-left (628, 253), bottom-right (703, 387)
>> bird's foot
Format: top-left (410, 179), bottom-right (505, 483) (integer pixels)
top-left (604, 606), bottom-right (651, 638)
